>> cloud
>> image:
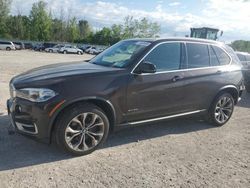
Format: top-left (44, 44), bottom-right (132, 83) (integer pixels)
top-left (201, 0), bottom-right (250, 40)
top-left (169, 2), bottom-right (181, 6)
top-left (10, 0), bottom-right (250, 41)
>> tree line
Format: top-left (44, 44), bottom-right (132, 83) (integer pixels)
top-left (0, 0), bottom-right (160, 45)
top-left (231, 40), bottom-right (250, 53)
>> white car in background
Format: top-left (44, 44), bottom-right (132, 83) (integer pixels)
top-left (45, 44), bottom-right (65, 53)
top-left (85, 46), bottom-right (102, 55)
top-left (58, 45), bottom-right (83, 55)
top-left (0, 41), bottom-right (16, 51)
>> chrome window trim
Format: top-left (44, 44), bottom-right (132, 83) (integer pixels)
top-left (131, 40), bottom-right (232, 75)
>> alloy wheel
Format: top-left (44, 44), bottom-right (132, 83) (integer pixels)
top-left (214, 96), bottom-right (233, 124)
top-left (64, 112), bottom-right (105, 152)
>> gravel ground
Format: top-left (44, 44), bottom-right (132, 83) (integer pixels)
top-left (0, 50), bottom-right (249, 188)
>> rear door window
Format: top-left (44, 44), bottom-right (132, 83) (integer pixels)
top-left (187, 43), bottom-right (210, 68)
top-left (208, 45), bottom-right (220, 66)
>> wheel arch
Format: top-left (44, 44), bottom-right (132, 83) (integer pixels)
top-left (216, 85), bottom-right (239, 104)
top-left (49, 97), bottom-right (116, 143)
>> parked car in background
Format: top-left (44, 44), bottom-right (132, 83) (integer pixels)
top-left (13, 42), bottom-right (25, 50)
top-left (0, 41), bottom-right (16, 51)
top-left (7, 38), bottom-right (244, 155)
top-left (236, 52), bottom-right (250, 93)
top-left (33, 43), bottom-right (43, 51)
top-left (33, 42), bottom-right (57, 51)
top-left (58, 45), bottom-right (83, 55)
top-left (85, 46), bottom-right (102, 55)
top-left (24, 42), bottom-right (33, 49)
top-left (45, 44), bottom-right (65, 53)
top-left (78, 45), bottom-right (91, 52)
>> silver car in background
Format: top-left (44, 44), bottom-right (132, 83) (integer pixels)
top-left (58, 45), bottom-right (83, 55)
top-left (0, 41), bottom-right (16, 51)
top-left (45, 44), bottom-right (65, 53)
top-left (236, 52), bottom-right (250, 93)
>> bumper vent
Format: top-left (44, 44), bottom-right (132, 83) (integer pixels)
top-left (16, 122), bottom-right (38, 134)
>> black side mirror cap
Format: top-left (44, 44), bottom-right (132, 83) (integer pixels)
top-left (134, 61), bottom-right (156, 74)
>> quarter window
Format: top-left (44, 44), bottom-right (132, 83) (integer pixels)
top-left (211, 46), bottom-right (231, 65)
top-left (187, 43), bottom-right (210, 68)
top-left (144, 43), bottom-right (181, 72)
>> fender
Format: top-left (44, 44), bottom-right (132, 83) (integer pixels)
top-left (48, 96), bottom-right (116, 138)
top-left (216, 84), bottom-right (239, 102)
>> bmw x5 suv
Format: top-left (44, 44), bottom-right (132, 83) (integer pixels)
top-left (7, 38), bottom-right (244, 155)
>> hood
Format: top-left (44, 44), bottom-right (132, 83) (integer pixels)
top-left (11, 61), bottom-right (119, 86)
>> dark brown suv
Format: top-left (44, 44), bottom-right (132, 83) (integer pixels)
top-left (7, 38), bottom-right (244, 155)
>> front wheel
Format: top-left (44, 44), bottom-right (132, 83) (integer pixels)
top-left (207, 93), bottom-right (234, 126)
top-left (63, 50), bottom-right (67, 54)
top-left (55, 104), bottom-right (110, 156)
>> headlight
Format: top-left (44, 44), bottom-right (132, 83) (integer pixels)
top-left (16, 88), bottom-right (56, 102)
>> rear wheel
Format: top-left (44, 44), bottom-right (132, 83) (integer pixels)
top-left (49, 49), bottom-right (53, 53)
top-left (6, 47), bottom-right (11, 51)
top-left (207, 93), bottom-right (234, 126)
top-left (55, 104), bottom-right (109, 156)
top-left (63, 50), bottom-right (67, 54)
top-left (77, 51), bottom-right (81, 55)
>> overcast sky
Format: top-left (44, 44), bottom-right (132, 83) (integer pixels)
top-left (10, 0), bottom-right (250, 42)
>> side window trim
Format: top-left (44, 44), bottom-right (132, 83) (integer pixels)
top-left (131, 41), bottom-right (232, 75)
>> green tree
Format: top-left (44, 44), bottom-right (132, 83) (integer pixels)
top-left (0, 0), bottom-right (12, 38)
top-left (51, 18), bottom-right (66, 41)
top-left (110, 24), bottom-right (122, 44)
top-left (231, 40), bottom-right (250, 53)
top-left (78, 20), bottom-right (92, 40)
top-left (66, 17), bottom-right (79, 42)
top-left (7, 15), bottom-right (31, 40)
top-left (122, 16), bottom-right (137, 39)
top-left (29, 1), bottom-right (52, 41)
top-left (122, 16), bottom-right (160, 39)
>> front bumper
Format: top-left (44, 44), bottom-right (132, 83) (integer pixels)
top-left (7, 98), bottom-right (59, 143)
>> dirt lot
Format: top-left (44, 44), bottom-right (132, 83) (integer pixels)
top-left (0, 50), bottom-right (250, 188)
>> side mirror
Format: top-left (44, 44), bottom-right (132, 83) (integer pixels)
top-left (134, 61), bottom-right (156, 74)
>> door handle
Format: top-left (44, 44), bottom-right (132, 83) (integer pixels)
top-left (217, 70), bottom-right (223, 74)
top-left (172, 75), bottom-right (184, 82)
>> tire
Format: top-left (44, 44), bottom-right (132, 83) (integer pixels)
top-left (55, 103), bottom-right (110, 156)
top-left (77, 51), bottom-right (81, 55)
top-left (49, 49), bottom-right (53, 53)
top-left (63, 50), bottom-right (67, 54)
top-left (6, 47), bottom-right (11, 51)
top-left (207, 93), bottom-right (234, 126)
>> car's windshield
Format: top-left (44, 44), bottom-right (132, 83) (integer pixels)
top-left (89, 40), bottom-right (152, 68)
